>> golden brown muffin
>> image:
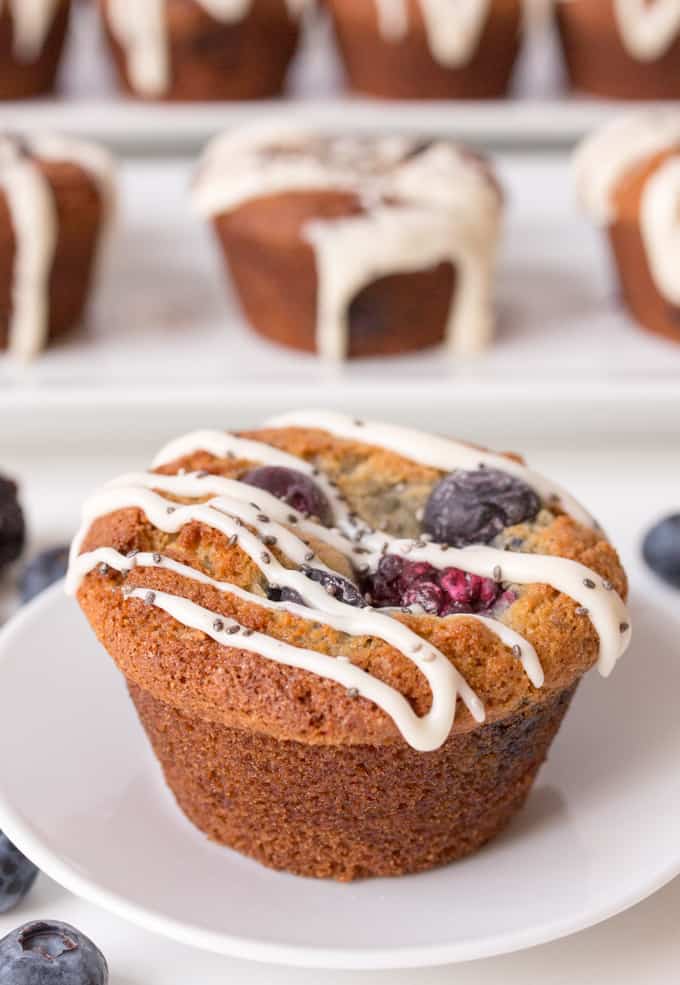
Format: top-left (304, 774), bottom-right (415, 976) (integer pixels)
top-left (0, 0), bottom-right (71, 99)
top-left (556, 0), bottom-right (680, 100)
top-left (193, 128), bottom-right (503, 360)
top-left (99, 0), bottom-right (308, 101)
top-left (326, 0), bottom-right (524, 99)
top-left (574, 112), bottom-right (680, 346)
top-left (0, 135), bottom-right (116, 360)
top-left (68, 413), bottom-right (631, 881)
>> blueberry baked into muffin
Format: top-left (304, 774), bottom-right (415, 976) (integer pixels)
top-left (67, 412), bottom-right (631, 881)
top-left (556, 0), bottom-right (680, 100)
top-left (326, 0), bottom-right (526, 100)
top-left (574, 111), bottom-right (680, 346)
top-left (193, 127), bottom-right (503, 359)
top-left (0, 134), bottom-right (116, 361)
top-left (0, 0), bottom-right (71, 99)
top-left (100, 0), bottom-right (312, 101)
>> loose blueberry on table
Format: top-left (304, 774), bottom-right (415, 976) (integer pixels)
top-left (0, 921), bottom-right (108, 984)
top-left (0, 834), bottom-right (38, 914)
top-left (643, 514), bottom-right (680, 589)
top-left (20, 547), bottom-right (69, 603)
top-left (0, 475), bottom-right (25, 573)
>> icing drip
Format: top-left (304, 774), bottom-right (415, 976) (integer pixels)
top-left (68, 419), bottom-right (631, 751)
top-left (193, 129), bottom-right (502, 360)
top-left (574, 111), bottom-right (680, 306)
top-left (612, 0), bottom-right (680, 61)
top-left (0, 136), bottom-right (116, 362)
top-left (0, 0), bottom-right (62, 61)
top-left (106, 0), bottom-right (310, 97)
top-left (373, 0), bottom-right (493, 67)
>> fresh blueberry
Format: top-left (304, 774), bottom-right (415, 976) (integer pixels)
top-left (0, 834), bottom-right (38, 914)
top-left (0, 921), bottom-right (108, 984)
top-left (19, 547), bottom-right (69, 603)
top-left (241, 467), bottom-right (333, 525)
top-left (423, 468), bottom-right (541, 547)
top-left (643, 514), bottom-right (680, 589)
top-left (364, 554), bottom-right (503, 617)
top-left (301, 567), bottom-right (366, 607)
top-left (0, 475), bottom-right (25, 572)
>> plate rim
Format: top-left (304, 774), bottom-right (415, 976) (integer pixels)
top-left (0, 584), bottom-right (678, 971)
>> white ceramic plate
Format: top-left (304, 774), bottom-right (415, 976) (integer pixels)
top-left (0, 574), bottom-right (678, 970)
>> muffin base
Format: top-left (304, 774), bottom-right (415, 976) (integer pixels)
top-left (556, 0), bottom-right (680, 100)
top-left (608, 223), bottom-right (680, 345)
top-left (327, 0), bottom-right (522, 100)
top-left (0, 1), bottom-right (70, 99)
top-left (130, 680), bottom-right (577, 881)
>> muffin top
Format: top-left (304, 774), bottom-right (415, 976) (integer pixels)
top-left (68, 412), bottom-right (630, 752)
top-left (194, 126), bottom-right (503, 358)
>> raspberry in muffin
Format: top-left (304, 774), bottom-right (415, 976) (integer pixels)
top-left (0, 0), bottom-right (71, 99)
top-left (326, 0), bottom-right (527, 100)
top-left (193, 127), bottom-right (503, 360)
top-left (67, 411), bottom-right (631, 882)
top-left (100, 0), bottom-right (311, 101)
top-left (0, 134), bottom-right (115, 361)
top-left (574, 111), bottom-right (680, 346)
top-left (556, 0), bottom-right (680, 100)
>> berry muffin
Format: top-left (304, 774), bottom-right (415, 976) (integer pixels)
top-left (100, 0), bottom-right (312, 101)
top-left (555, 0), bottom-right (680, 100)
top-left (325, 0), bottom-right (527, 100)
top-left (67, 411), bottom-right (631, 882)
top-left (193, 127), bottom-right (503, 360)
top-left (0, 0), bottom-right (71, 99)
top-left (574, 111), bottom-right (680, 346)
top-left (0, 134), bottom-right (116, 361)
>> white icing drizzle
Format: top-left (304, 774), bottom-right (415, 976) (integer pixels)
top-left (0, 136), bottom-right (116, 362)
top-left (68, 419), bottom-right (631, 750)
top-left (105, 0), bottom-right (310, 97)
top-left (0, 0), bottom-right (62, 62)
top-left (574, 111), bottom-right (680, 306)
top-left (612, 0), bottom-right (680, 61)
top-left (373, 0), bottom-right (492, 67)
top-left (193, 128), bottom-right (502, 360)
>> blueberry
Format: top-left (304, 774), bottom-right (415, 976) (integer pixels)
top-left (643, 514), bottom-right (680, 589)
top-left (0, 475), bottom-right (25, 572)
top-left (19, 547), bottom-right (69, 603)
top-left (0, 921), bottom-right (107, 984)
top-left (301, 567), bottom-right (366, 607)
top-left (241, 467), bottom-right (332, 525)
top-left (423, 468), bottom-right (541, 547)
top-left (0, 834), bottom-right (38, 914)
top-left (363, 554), bottom-right (502, 616)
top-left (266, 585), bottom-right (306, 606)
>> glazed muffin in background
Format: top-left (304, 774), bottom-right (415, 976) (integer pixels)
top-left (325, 0), bottom-right (526, 100)
top-left (556, 0), bottom-right (680, 100)
top-left (574, 111), bottom-right (680, 346)
top-left (0, 0), bottom-right (71, 99)
top-left (0, 134), bottom-right (116, 361)
top-left (99, 0), bottom-right (312, 101)
top-left (67, 411), bottom-right (631, 881)
top-left (193, 127), bottom-right (503, 360)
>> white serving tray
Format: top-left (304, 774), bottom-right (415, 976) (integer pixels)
top-left (0, 2), bottom-right (669, 151)
top-left (1, 149), bottom-right (680, 435)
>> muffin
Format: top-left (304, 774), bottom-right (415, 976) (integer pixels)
top-left (67, 411), bottom-right (631, 882)
top-left (100, 0), bottom-right (311, 101)
top-left (326, 0), bottom-right (525, 100)
top-left (0, 134), bottom-right (116, 360)
top-left (193, 127), bottom-right (503, 359)
top-left (574, 111), bottom-right (680, 345)
top-left (0, 0), bottom-right (71, 99)
top-left (556, 0), bottom-right (680, 99)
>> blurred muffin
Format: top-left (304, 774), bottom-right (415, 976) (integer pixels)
top-left (575, 111), bottom-right (680, 345)
top-left (0, 134), bottom-right (115, 360)
top-left (556, 0), bottom-right (680, 100)
top-left (100, 0), bottom-right (311, 101)
top-left (193, 126), bottom-right (503, 359)
top-left (0, 0), bottom-right (71, 99)
top-left (68, 412), bottom-right (631, 880)
top-left (325, 0), bottom-right (525, 99)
